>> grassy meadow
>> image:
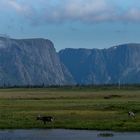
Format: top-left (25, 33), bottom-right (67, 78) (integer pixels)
top-left (0, 86), bottom-right (140, 131)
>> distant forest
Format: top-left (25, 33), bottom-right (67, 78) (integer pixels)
top-left (1, 83), bottom-right (140, 89)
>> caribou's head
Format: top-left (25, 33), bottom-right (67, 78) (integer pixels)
top-left (50, 117), bottom-right (54, 122)
top-left (36, 114), bottom-right (41, 120)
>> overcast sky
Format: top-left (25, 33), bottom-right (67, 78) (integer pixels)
top-left (0, 0), bottom-right (140, 50)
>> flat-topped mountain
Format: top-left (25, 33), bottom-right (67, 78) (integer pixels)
top-left (59, 44), bottom-right (140, 85)
top-left (0, 37), bottom-right (74, 86)
top-left (1, 36), bottom-right (140, 86)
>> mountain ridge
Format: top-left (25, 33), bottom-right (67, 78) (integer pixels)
top-left (0, 36), bottom-right (140, 86)
top-left (59, 43), bottom-right (140, 85)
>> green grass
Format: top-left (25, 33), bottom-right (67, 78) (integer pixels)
top-left (0, 87), bottom-right (139, 131)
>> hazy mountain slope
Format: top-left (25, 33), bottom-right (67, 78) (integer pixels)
top-left (0, 37), bottom-right (74, 86)
top-left (59, 44), bottom-right (140, 84)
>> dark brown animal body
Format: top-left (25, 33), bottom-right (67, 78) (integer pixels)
top-left (37, 115), bottom-right (54, 124)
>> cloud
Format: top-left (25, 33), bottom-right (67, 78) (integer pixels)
top-left (7, 0), bottom-right (25, 12)
top-left (43, 0), bottom-right (116, 22)
top-left (1, 0), bottom-right (140, 25)
top-left (37, 0), bottom-right (140, 23)
top-left (123, 8), bottom-right (140, 22)
top-left (0, 0), bottom-right (33, 20)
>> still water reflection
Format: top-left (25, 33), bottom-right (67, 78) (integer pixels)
top-left (0, 129), bottom-right (139, 140)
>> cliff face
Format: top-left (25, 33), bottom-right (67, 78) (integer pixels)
top-left (1, 36), bottom-right (140, 86)
top-left (0, 37), bottom-right (74, 86)
top-left (59, 44), bottom-right (140, 85)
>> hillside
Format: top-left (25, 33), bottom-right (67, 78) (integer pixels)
top-left (0, 37), bottom-right (74, 86)
top-left (59, 44), bottom-right (140, 84)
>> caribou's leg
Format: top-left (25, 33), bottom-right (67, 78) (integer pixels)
top-left (43, 120), bottom-right (46, 125)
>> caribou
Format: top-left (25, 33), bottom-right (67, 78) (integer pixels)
top-left (128, 111), bottom-right (135, 118)
top-left (37, 115), bottom-right (54, 124)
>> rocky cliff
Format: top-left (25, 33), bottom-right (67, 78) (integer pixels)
top-left (0, 37), bottom-right (74, 86)
top-left (59, 44), bottom-right (140, 85)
